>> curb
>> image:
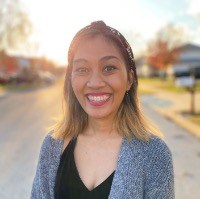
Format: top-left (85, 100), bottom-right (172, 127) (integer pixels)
top-left (153, 106), bottom-right (200, 140)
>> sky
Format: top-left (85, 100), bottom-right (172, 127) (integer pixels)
top-left (20, 0), bottom-right (200, 65)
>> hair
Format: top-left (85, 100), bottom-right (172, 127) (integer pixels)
top-left (49, 21), bottom-right (162, 141)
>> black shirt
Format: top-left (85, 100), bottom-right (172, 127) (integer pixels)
top-left (54, 138), bottom-right (115, 199)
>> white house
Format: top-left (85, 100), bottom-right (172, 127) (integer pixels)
top-left (167, 43), bottom-right (200, 78)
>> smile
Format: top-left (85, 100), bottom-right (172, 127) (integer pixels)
top-left (87, 93), bottom-right (111, 106)
top-left (87, 94), bottom-right (110, 102)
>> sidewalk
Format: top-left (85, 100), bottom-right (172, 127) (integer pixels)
top-left (140, 84), bottom-right (200, 139)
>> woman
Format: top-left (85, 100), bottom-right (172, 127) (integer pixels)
top-left (31, 21), bottom-right (174, 199)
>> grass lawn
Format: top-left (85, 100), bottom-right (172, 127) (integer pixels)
top-left (181, 111), bottom-right (200, 127)
top-left (190, 116), bottom-right (200, 126)
top-left (0, 81), bottom-right (43, 91)
top-left (0, 84), bottom-right (4, 90)
top-left (0, 76), bottom-right (64, 92)
top-left (139, 77), bottom-right (200, 93)
top-left (0, 80), bottom-right (56, 92)
top-left (138, 87), bottom-right (155, 95)
top-left (0, 85), bottom-right (5, 93)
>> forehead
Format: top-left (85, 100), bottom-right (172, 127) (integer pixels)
top-left (73, 35), bottom-right (125, 62)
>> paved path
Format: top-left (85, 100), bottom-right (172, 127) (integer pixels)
top-left (140, 83), bottom-right (200, 112)
top-left (141, 99), bottom-right (200, 199)
top-left (0, 80), bottom-right (200, 198)
top-left (140, 83), bottom-right (200, 139)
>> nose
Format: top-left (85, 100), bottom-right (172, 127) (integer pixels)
top-left (86, 71), bottom-right (106, 89)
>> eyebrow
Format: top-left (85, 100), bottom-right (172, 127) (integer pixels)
top-left (73, 55), bottom-right (121, 63)
top-left (100, 55), bottom-right (121, 62)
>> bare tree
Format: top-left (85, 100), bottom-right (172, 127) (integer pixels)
top-left (0, 0), bottom-right (33, 51)
top-left (156, 23), bottom-right (190, 49)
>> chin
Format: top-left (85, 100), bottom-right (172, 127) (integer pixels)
top-left (87, 110), bottom-right (114, 120)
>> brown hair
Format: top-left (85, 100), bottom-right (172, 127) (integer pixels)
top-left (49, 21), bottom-right (162, 141)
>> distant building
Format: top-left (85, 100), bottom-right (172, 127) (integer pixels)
top-left (0, 52), bottom-right (52, 75)
top-left (17, 57), bottom-right (31, 69)
top-left (167, 43), bottom-right (200, 78)
top-left (135, 56), bottom-right (158, 77)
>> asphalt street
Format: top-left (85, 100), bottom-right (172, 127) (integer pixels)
top-left (0, 80), bottom-right (200, 199)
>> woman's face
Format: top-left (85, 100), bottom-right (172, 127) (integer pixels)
top-left (71, 35), bottom-right (132, 121)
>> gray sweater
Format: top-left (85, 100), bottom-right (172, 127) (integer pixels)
top-left (31, 131), bottom-right (174, 199)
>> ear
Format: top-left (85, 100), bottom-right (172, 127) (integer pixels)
top-left (126, 70), bottom-right (134, 91)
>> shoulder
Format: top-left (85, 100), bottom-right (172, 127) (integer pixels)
top-left (143, 135), bottom-right (172, 158)
top-left (40, 131), bottom-right (54, 152)
top-left (129, 135), bottom-right (173, 179)
top-left (126, 135), bottom-right (173, 164)
top-left (129, 135), bottom-right (171, 153)
top-left (143, 136), bottom-right (173, 174)
top-left (140, 137), bottom-right (174, 197)
top-left (31, 131), bottom-right (63, 198)
top-left (39, 130), bottom-right (63, 159)
top-left (126, 135), bottom-right (174, 179)
top-left (113, 135), bottom-right (174, 195)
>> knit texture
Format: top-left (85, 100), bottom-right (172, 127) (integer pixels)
top-left (31, 131), bottom-right (174, 199)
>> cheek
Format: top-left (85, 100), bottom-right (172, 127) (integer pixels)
top-left (110, 73), bottom-right (128, 91)
top-left (71, 76), bottom-right (78, 94)
top-left (71, 76), bottom-right (85, 96)
top-left (71, 80), bottom-right (83, 106)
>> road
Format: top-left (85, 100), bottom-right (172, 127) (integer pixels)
top-left (0, 79), bottom-right (200, 199)
top-left (0, 80), bottom-right (63, 199)
top-left (141, 98), bottom-right (200, 199)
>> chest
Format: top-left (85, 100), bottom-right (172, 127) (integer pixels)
top-left (53, 137), bottom-right (146, 199)
top-left (73, 138), bottom-right (121, 190)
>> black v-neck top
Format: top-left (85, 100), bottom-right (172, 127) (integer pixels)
top-left (54, 138), bottom-right (115, 199)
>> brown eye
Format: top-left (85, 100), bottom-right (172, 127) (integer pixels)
top-left (103, 65), bottom-right (117, 72)
top-left (74, 67), bottom-right (89, 73)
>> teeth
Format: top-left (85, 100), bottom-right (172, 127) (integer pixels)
top-left (88, 95), bottom-right (110, 102)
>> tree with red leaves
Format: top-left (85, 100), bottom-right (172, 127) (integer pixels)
top-left (147, 39), bottom-right (177, 70)
top-left (146, 24), bottom-right (189, 75)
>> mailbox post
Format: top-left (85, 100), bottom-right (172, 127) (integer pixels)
top-left (175, 76), bottom-right (196, 114)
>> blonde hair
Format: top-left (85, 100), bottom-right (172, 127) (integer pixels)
top-left (48, 22), bottom-right (162, 141)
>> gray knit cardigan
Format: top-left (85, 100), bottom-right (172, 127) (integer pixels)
top-left (31, 131), bottom-right (174, 199)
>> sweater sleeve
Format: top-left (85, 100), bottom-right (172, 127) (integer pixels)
top-left (30, 132), bottom-right (53, 199)
top-left (144, 137), bottom-right (175, 199)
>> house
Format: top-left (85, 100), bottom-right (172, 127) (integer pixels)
top-left (167, 43), bottom-right (200, 78)
top-left (0, 52), bottom-right (52, 75)
top-left (135, 56), bottom-right (159, 77)
top-left (0, 53), bottom-right (31, 75)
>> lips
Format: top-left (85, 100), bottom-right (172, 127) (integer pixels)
top-left (86, 93), bottom-right (111, 106)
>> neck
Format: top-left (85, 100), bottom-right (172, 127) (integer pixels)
top-left (85, 117), bottom-right (117, 139)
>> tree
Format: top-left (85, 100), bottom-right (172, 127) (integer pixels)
top-left (146, 39), bottom-right (177, 70)
top-left (146, 23), bottom-right (189, 74)
top-left (0, 0), bottom-right (33, 52)
top-left (156, 23), bottom-right (189, 48)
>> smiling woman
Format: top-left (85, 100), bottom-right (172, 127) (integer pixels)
top-left (71, 35), bottom-right (130, 121)
top-left (31, 21), bottom-right (175, 199)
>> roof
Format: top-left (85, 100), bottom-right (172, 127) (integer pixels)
top-left (176, 43), bottom-right (200, 52)
top-left (174, 60), bottom-right (200, 66)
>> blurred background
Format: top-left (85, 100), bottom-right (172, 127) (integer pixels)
top-left (0, 0), bottom-right (200, 198)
